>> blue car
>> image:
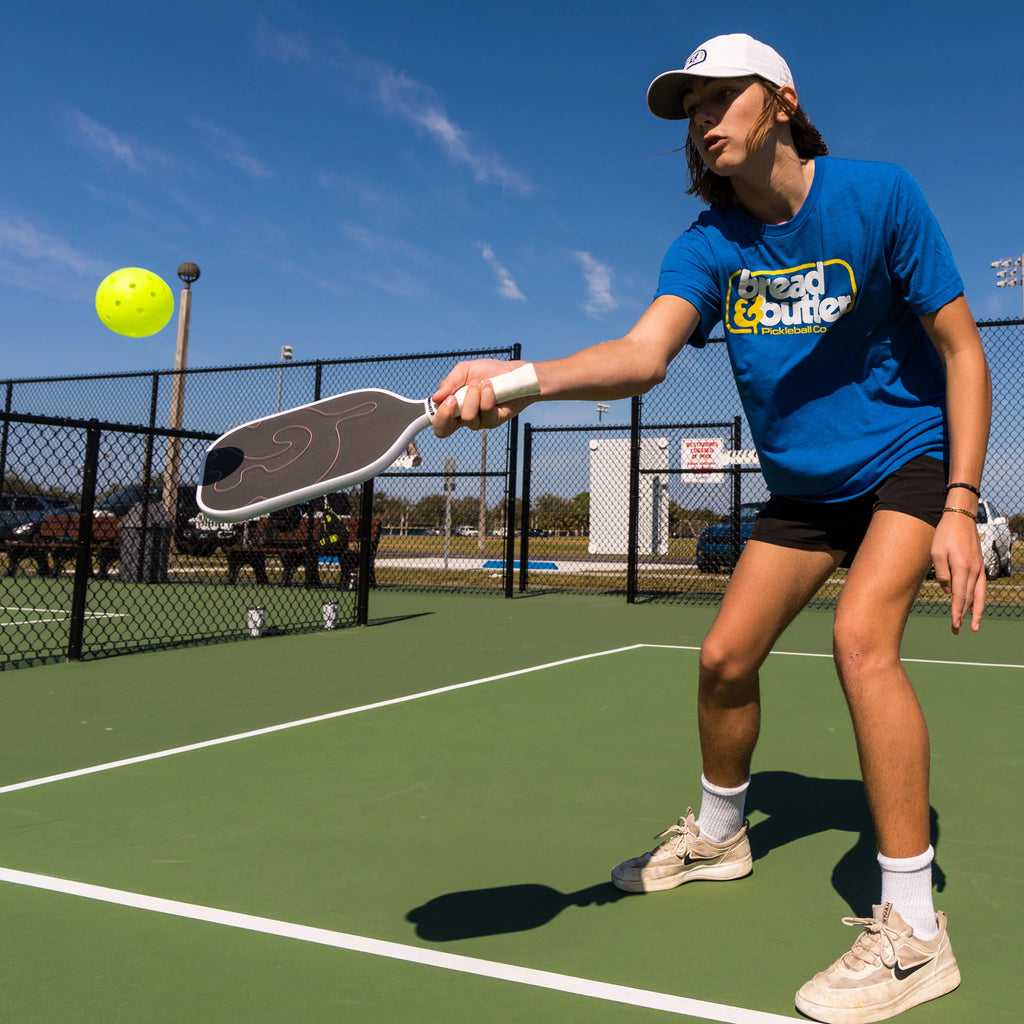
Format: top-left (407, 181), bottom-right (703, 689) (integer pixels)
top-left (0, 493), bottom-right (72, 541)
top-left (695, 502), bottom-right (765, 573)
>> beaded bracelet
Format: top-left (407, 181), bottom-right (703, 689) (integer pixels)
top-left (945, 481), bottom-right (981, 497)
top-left (942, 506), bottom-right (977, 521)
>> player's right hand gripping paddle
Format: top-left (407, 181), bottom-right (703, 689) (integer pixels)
top-left (196, 364), bottom-right (540, 523)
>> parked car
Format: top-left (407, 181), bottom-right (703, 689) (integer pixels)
top-left (977, 498), bottom-right (1013, 579)
top-left (0, 492), bottom-right (74, 541)
top-left (695, 502), bottom-right (765, 573)
top-left (93, 484), bottom-right (241, 557)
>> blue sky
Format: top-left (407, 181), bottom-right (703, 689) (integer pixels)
top-left (2, 0), bottom-right (1022, 427)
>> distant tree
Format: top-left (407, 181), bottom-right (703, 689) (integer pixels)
top-left (534, 493), bottom-right (580, 535)
top-left (668, 500), bottom-right (684, 537)
top-left (1009, 513), bottom-right (1024, 540)
top-left (450, 496), bottom-right (481, 527)
top-left (2, 471), bottom-right (38, 494)
top-left (411, 493), bottom-right (447, 530)
top-left (570, 492), bottom-right (590, 535)
top-left (373, 490), bottom-right (411, 526)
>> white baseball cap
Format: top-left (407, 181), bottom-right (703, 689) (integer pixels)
top-left (647, 34), bottom-right (794, 120)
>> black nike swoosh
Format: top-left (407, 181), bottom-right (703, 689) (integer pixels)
top-left (893, 959), bottom-right (933, 982)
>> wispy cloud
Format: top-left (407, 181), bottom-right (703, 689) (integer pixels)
top-left (254, 20), bottom-right (531, 197)
top-left (0, 216), bottom-right (103, 277)
top-left (575, 251), bottom-right (617, 317)
top-left (67, 110), bottom-right (143, 171)
top-left (341, 222), bottom-right (430, 266)
top-left (0, 215), bottom-right (106, 294)
top-left (479, 242), bottom-right (525, 301)
top-left (368, 65), bottom-right (532, 196)
top-left (252, 16), bottom-right (313, 64)
top-left (320, 175), bottom-right (408, 221)
top-left (188, 117), bottom-right (273, 180)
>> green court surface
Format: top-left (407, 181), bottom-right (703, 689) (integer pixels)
top-left (1, 594), bottom-right (1020, 1022)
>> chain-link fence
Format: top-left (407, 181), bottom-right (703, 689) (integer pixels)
top-left (0, 412), bottom-right (365, 669)
top-left (0, 348), bottom-right (519, 669)
top-left (516, 319), bottom-right (1023, 617)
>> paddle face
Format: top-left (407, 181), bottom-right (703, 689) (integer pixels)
top-left (197, 388), bottom-right (431, 521)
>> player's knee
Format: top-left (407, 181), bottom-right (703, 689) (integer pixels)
top-left (699, 636), bottom-right (759, 697)
top-left (832, 621), bottom-right (899, 685)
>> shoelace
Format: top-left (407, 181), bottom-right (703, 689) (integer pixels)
top-left (649, 814), bottom-right (698, 857)
top-left (839, 915), bottom-right (903, 970)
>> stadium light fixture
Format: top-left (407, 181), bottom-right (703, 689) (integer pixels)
top-left (991, 255), bottom-right (1024, 317)
top-left (277, 344), bottom-right (293, 412)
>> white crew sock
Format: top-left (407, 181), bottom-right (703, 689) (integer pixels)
top-left (878, 846), bottom-right (938, 940)
top-left (696, 774), bottom-right (749, 842)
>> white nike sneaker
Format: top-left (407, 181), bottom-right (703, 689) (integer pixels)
top-left (795, 903), bottom-right (960, 1023)
top-left (610, 809), bottom-right (751, 893)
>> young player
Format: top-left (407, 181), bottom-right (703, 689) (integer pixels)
top-left (431, 34), bottom-right (990, 1022)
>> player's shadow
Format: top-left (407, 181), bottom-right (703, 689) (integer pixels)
top-left (746, 770), bottom-right (944, 917)
top-left (406, 881), bottom-right (628, 941)
top-left (405, 770), bottom-right (945, 942)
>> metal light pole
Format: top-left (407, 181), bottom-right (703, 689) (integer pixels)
top-left (596, 402), bottom-right (610, 439)
top-left (991, 255), bottom-right (1024, 318)
top-left (276, 344), bottom-right (293, 412)
top-left (163, 262), bottom-right (200, 513)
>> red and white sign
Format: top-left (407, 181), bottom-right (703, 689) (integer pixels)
top-left (681, 437), bottom-right (725, 484)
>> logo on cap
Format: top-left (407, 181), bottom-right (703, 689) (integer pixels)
top-left (684, 48), bottom-right (707, 71)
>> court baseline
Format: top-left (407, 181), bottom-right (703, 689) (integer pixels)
top-left (0, 866), bottom-right (797, 1023)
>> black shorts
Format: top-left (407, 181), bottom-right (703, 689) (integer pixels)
top-left (749, 455), bottom-right (947, 567)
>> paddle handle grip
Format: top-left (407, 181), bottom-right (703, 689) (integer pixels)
top-left (450, 363), bottom-right (540, 418)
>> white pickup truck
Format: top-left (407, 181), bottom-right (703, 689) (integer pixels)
top-left (977, 498), bottom-right (1014, 579)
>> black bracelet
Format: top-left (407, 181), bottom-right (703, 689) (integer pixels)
top-left (945, 481), bottom-right (981, 498)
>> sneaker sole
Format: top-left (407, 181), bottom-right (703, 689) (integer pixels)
top-left (794, 960), bottom-right (961, 1024)
top-left (611, 855), bottom-right (752, 893)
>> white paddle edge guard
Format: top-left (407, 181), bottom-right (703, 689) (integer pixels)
top-left (441, 363), bottom-right (541, 419)
top-left (197, 402), bottom-right (432, 522)
top-left (196, 366), bottom-right (540, 523)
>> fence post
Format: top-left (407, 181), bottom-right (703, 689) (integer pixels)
top-left (730, 416), bottom-right (743, 566)
top-left (68, 421), bottom-right (101, 661)
top-left (626, 395), bottom-right (641, 603)
top-left (519, 423), bottom-right (533, 592)
top-left (356, 478), bottom-right (374, 625)
top-left (135, 372), bottom-right (161, 577)
top-left (503, 420), bottom-right (519, 599)
top-left (0, 381), bottom-right (12, 489)
top-left (502, 343), bottom-right (522, 599)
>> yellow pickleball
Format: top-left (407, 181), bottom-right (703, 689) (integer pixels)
top-left (95, 267), bottom-right (174, 337)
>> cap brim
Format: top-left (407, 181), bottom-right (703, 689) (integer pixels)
top-left (647, 64), bottom-right (783, 119)
top-left (647, 71), bottom-right (693, 120)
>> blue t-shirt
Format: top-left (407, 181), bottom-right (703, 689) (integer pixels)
top-left (655, 156), bottom-right (963, 501)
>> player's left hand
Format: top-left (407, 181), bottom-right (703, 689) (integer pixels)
top-left (931, 511), bottom-right (985, 634)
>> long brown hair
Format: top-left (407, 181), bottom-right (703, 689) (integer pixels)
top-left (686, 80), bottom-right (828, 208)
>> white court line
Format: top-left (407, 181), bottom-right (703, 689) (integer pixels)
top-left (1, 606), bottom-right (127, 626)
top-left (640, 644), bottom-right (1024, 671)
top-left (2, 615), bottom-right (127, 627)
top-left (0, 645), bottom-right (646, 795)
top-left (0, 867), bottom-right (797, 1023)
